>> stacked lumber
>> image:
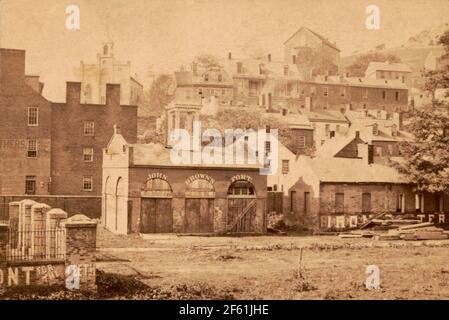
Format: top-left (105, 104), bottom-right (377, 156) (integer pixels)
top-left (382, 222), bottom-right (448, 241)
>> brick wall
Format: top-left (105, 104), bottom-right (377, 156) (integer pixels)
top-left (0, 212), bottom-right (97, 290)
top-left (51, 83), bottom-right (137, 196)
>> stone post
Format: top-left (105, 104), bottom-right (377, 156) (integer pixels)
top-left (0, 223), bottom-right (9, 268)
top-left (64, 214), bottom-right (98, 290)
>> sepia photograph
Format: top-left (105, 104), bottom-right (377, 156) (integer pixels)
top-left (1, 0), bottom-right (449, 307)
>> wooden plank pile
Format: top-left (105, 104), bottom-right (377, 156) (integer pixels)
top-left (339, 220), bottom-right (448, 241)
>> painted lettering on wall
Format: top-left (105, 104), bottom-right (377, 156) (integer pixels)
top-left (185, 174), bottom-right (215, 186)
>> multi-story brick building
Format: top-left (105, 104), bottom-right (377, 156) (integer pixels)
top-left (0, 48), bottom-right (138, 218)
top-left (0, 49), bottom-right (53, 196)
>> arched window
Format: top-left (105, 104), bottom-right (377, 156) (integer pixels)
top-left (186, 178), bottom-right (215, 198)
top-left (141, 178), bottom-right (172, 197)
top-left (228, 180), bottom-right (255, 196)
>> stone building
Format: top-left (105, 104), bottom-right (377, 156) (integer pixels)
top-left (102, 130), bottom-right (267, 235)
top-left (283, 26), bottom-right (340, 76)
top-left (74, 42), bottom-right (143, 106)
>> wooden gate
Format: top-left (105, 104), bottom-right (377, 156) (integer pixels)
top-left (140, 176), bottom-right (173, 233)
top-left (227, 180), bottom-right (257, 232)
top-left (184, 176), bottom-right (215, 233)
top-left (140, 198), bottom-right (173, 233)
top-left (185, 198), bottom-right (214, 233)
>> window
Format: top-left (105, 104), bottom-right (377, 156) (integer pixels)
top-left (415, 194), bottom-right (424, 213)
top-left (340, 87), bottom-right (346, 97)
top-left (28, 107), bottom-right (39, 126)
top-left (395, 91), bottom-right (400, 101)
top-left (375, 146), bottom-right (383, 156)
top-left (249, 81), bottom-right (258, 96)
top-left (27, 139), bottom-right (37, 158)
top-left (265, 141), bottom-right (271, 153)
top-left (388, 144), bottom-right (394, 156)
top-left (362, 193), bottom-right (371, 213)
top-left (218, 74), bottom-right (223, 82)
top-left (335, 193), bottom-right (344, 214)
top-left (83, 176), bottom-right (93, 191)
top-left (84, 121), bottom-right (95, 136)
top-left (290, 190), bottom-right (297, 212)
top-left (391, 124), bottom-right (398, 136)
top-left (323, 87), bottom-right (328, 97)
top-left (282, 160), bottom-right (289, 174)
top-left (435, 194), bottom-right (443, 212)
top-left (304, 192), bottom-right (310, 214)
top-left (198, 88), bottom-right (203, 95)
top-left (310, 87), bottom-right (316, 95)
top-left (373, 123), bottom-right (379, 135)
top-left (382, 91), bottom-right (387, 100)
top-left (292, 55), bottom-right (297, 64)
top-left (25, 176), bottom-right (36, 195)
top-left (83, 147), bottom-right (93, 162)
top-left (336, 125), bottom-right (340, 132)
top-left (298, 136), bottom-right (306, 148)
top-left (237, 62), bottom-right (243, 74)
top-left (397, 194), bottom-right (404, 213)
top-left (204, 74), bottom-right (209, 82)
top-left (363, 89), bottom-right (368, 99)
top-left (284, 66), bottom-right (289, 76)
top-left (325, 124), bottom-right (330, 136)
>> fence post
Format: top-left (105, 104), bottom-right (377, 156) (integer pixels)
top-left (64, 214), bottom-right (98, 290)
top-left (0, 222), bottom-right (9, 267)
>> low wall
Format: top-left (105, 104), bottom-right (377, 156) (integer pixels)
top-left (0, 202), bottom-right (98, 290)
top-left (0, 196), bottom-right (101, 220)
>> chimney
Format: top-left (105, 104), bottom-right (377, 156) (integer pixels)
top-left (0, 49), bottom-right (26, 81)
top-left (305, 96), bottom-right (312, 111)
top-left (106, 83), bottom-right (121, 107)
top-left (267, 53), bottom-right (272, 62)
top-left (228, 52), bottom-right (232, 60)
top-left (66, 82), bottom-right (81, 105)
top-left (355, 131), bottom-right (360, 139)
top-left (357, 143), bottom-right (374, 164)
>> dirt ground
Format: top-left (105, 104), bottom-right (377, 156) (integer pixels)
top-left (96, 228), bottom-right (449, 300)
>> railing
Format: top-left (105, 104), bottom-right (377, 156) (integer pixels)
top-left (7, 227), bottom-right (66, 262)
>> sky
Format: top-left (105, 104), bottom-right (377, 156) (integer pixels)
top-left (1, 0), bottom-right (449, 101)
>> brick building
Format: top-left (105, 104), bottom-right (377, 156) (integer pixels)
top-left (0, 48), bottom-right (138, 218)
top-left (102, 130), bottom-right (267, 235)
top-left (0, 49), bottom-right (53, 196)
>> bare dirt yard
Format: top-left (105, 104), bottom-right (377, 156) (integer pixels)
top-left (95, 228), bottom-right (449, 300)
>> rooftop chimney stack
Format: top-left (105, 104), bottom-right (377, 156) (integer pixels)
top-left (228, 52), bottom-right (232, 60)
top-left (267, 53), bottom-right (272, 62)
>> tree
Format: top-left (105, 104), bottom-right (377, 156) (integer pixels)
top-left (201, 109), bottom-right (314, 155)
top-left (398, 106), bottom-right (449, 193)
top-left (141, 74), bottom-right (175, 117)
top-left (421, 29), bottom-right (449, 106)
top-left (192, 54), bottom-right (223, 70)
top-left (346, 52), bottom-right (401, 77)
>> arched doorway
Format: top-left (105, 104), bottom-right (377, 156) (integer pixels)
top-left (227, 179), bottom-right (257, 232)
top-left (185, 177), bottom-right (215, 233)
top-left (104, 177), bottom-right (116, 231)
top-left (140, 176), bottom-right (173, 233)
top-left (115, 177), bottom-right (126, 232)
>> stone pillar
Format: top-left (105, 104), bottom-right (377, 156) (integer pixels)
top-left (0, 223), bottom-right (9, 268)
top-left (64, 214), bottom-right (98, 290)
